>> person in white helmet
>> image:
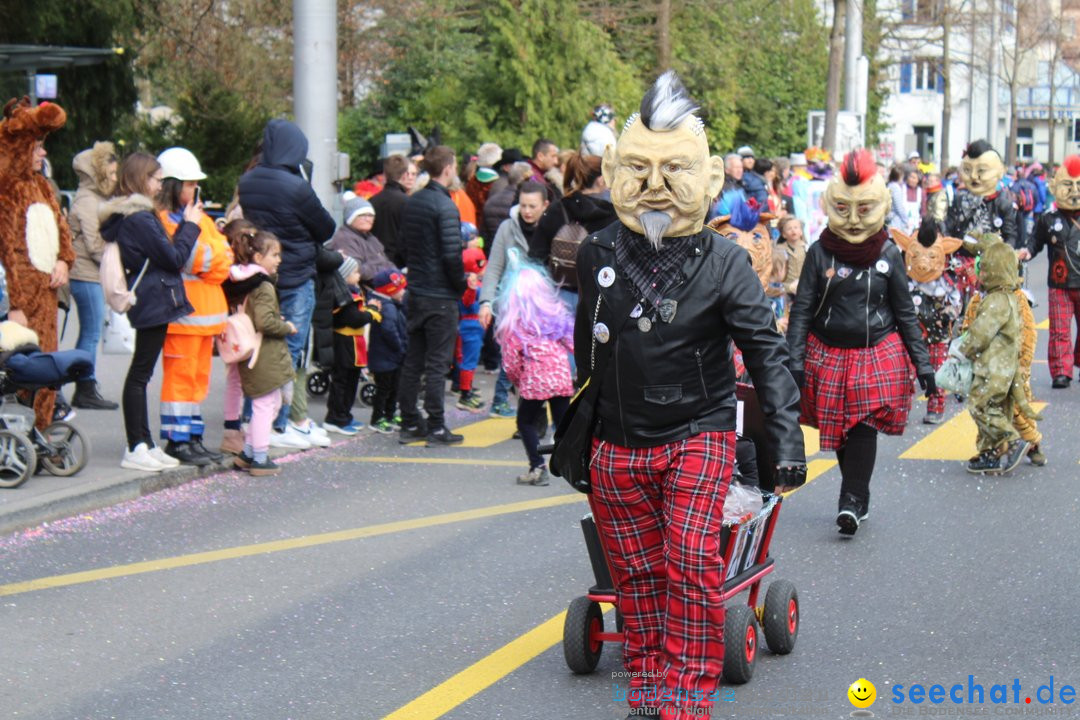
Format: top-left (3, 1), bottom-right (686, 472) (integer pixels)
top-left (154, 147), bottom-right (233, 465)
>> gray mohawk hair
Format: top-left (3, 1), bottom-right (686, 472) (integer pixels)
top-left (638, 70), bottom-right (701, 132)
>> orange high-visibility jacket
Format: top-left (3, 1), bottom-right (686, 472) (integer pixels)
top-left (159, 211), bottom-right (232, 335)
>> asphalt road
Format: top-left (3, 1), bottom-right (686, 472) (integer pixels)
top-left (2, 256), bottom-right (1079, 720)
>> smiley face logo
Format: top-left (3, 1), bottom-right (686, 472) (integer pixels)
top-left (848, 678), bottom-right (877, 709)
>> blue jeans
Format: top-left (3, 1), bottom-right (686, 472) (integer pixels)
top-left (274, 279), bottom-right (315, 432)
top-left (493, 368), bottom-right (513, 408)
top-left (69, 279), bottom-right (104, 381)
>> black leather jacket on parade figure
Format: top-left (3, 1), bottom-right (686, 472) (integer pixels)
top-left (786, 239), bottom-right (932, 377)
top-left (574, 222), bottom-right (805, 466)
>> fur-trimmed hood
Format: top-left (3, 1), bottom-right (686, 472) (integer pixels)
top-left (73, 141), bottom-right (117, 196)
top-left (98, 193), bottom-right (155, 225)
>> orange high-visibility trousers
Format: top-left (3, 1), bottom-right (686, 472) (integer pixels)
top-left (160, 333), bottom-right (214, 442)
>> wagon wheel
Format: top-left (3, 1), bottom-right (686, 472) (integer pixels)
top-left (762, 579), bottom-right (799, 655)
top-left (563, 596), bottom-right (604, 674)
top-left (723, 603), bottom-right (759, 684)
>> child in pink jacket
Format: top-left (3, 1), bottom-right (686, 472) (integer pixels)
top-left (495, 249), bottom-right (574, 486)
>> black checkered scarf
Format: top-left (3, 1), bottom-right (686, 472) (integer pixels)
top-left (613, 226), bottom-right (696, 312)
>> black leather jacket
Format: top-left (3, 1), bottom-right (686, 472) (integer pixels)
top-left (787, 240), bottom-right (932, 376)
top-left (399, 181), bottom-right (466, 300)
top-left (945, 189), bottom-right (1019, 251)
top-left (1031, 210), bottom-right (1080, 289)
top-left (574, 223), bottom-right (805, 465)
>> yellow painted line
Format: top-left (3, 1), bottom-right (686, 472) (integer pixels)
top-left (900, 403), bottom-right (1047, 460)
top-left (384, 604), bottom-right (613, 719)
top-left (381, 612), bottom-right (563, 719)
top-left (1036, 318), bottom-right (1049, 330)
top-left (0, 494), bottom-right (587, 597)
top-left (801, 425), bottom-right (821, 456)
top-left (328, 456), bottom-right (524, 467)
top-left (407, 417), bottom-right (518, 448)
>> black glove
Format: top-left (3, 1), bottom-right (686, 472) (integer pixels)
top-left (773, 463), bottom-right (807, 492)
top-left (790, 369), bottom-right (805, 390)
top-left (918, 372), bottom-right (937, 398)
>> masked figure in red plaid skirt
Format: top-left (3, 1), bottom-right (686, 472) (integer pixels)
top-left (787, 149), bottom-right (934, 536)
top-left (575, 71), bottom-right (805, 720)
top-left (1031, 156), bottom-right (1080, 389)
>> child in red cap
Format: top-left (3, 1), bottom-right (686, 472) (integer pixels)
top-left (457, 247), bottom-right (487, 411)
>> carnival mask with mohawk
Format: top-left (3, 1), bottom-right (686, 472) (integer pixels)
top-left (822, 149), bottom-right (890, 245)
top-left (1050, 155), bottom-right (1080, 211)
top-left (959, 139), bottom-right (1005, 198)
top-left (602, 70), bottom-right (724, 249)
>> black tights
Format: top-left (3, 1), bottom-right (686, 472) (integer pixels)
top-left (836, 422), bottom-right (877, 505)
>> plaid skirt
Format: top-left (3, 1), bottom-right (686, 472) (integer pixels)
top-left (800, 331), bottom-right (915, 450)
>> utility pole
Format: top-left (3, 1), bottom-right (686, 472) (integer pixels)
top-left (987, 0), bottom-right (999, 147)
top-left (657, 0), bottom-right (672, 73)
top-left (294, 0), bottom-right (340, 215)
top-left (941, 0), bottom-right (952, 168)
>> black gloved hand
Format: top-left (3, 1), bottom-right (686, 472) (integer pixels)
top-left (773, 463), bottom-right (807, 493)
top-left (790, 369), bottom-right (805, 390)
top-left (918, 372), bottom-right (937, 398)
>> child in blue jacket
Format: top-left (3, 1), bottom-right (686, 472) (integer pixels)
top-left (367, 268), bottom-right (408, 433)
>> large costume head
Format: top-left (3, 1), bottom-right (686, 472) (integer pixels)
top-left (602, 71), bottom-right (724, 248)
top-left (0, 97), bottom-right (66, 178)
top-left (891, 222), bottom-right (962, 284)
top-left (708, 193), bottom-right (773, 288)
top-left (973, 232), bottom-right (1019, 292)
top-left (959, 140), bottom-right (1005, 198)
top-left (1050, 155), bottom-right (1080, 211)
top-left (821, 149), bottom-right (890, 245)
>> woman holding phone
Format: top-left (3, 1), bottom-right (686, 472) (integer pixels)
top-left (155, 147), bottom-right (233, 466)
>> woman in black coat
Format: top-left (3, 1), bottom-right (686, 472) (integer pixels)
top-left (99, 153), bottom-right (201, 472)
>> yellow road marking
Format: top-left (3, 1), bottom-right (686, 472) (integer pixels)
top-left (900, 403), bottom-right (1047, 461)
top-left (801, 425), bottom-right (821, 456)
top-left (407, 417), bottom-right (517, 447)
top-left (1036, 318), bottom-right (1049, 330)
top-left (383, 605), bottom-right (610, 720)
top-left (327, 456), bottom-right (524, 467)
top-left (0, 494), bottom-right (587, 597)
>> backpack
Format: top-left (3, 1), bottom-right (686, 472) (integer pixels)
top-left (215, 297), bottom-right (262, 369)
top-left (99, 242), bottom-right (149, 313)
top-left (1012, 179), bottom-right (1036, 213)
top-left (549, 206), bottom-right (588, 289)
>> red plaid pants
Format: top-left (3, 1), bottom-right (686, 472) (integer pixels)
top-left (926, 340), bottom-right (948, 414)
top-left (1048, 287), bottom-right (1080, 378)
top-left (590, 431), bottom-right (734, 718)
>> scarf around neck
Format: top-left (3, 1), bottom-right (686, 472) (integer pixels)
top-left (818, 227), bottom-right (888, 268)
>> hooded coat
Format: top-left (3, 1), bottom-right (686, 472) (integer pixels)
top-left (237, 119), bottom-right (336, 290)
top-left (69, 142), bottom-right (115, 283)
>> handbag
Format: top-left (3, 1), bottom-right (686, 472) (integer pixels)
top-left (934, 335), bottom-right (973, 394)
top-left (102, 309), bottom-right (136, 355)
top-left (550, 294), bottom-right (612, 493)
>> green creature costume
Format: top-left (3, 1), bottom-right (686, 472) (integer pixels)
top-left (960, 234), bottom-right (1040, 460)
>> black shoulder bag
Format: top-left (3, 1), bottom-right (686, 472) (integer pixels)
top-left (549, 294), bottom-right (612, 493)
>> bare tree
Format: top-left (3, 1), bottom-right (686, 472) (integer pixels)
top-left (1000, 0), bottom-right (1050, 165)
top-left (824, 0), bottom-right (846, 153)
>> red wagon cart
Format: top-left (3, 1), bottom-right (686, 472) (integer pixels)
top-left (559, 384), bottom-right (800, 684)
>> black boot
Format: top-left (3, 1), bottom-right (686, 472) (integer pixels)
top-left (189, 437), bottom-right (224, 464)
top-left (165, 440), bottom-right (213, 466)
top-left (71, 381), bottom-right (119, 410)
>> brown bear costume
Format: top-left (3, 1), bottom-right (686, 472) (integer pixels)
top-left (0, 97), bottom-right (76, 428)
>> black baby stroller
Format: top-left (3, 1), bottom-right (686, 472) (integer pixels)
top-left (0, 345), bottom-right (92, 488)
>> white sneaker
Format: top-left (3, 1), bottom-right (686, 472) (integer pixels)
top-left (269, 426), bottom-right (312, 450)
top-left (289, 419), bottom-right (331, 447)
top-left (149, 445), bottom-right (181, 468)
top-left (121, 443), bottom-right (165, 472)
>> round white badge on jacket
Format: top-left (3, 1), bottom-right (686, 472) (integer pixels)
top-left (1055, 220), bottom-right (1064, 232)
top-left (993, 217), bottom-right (1003, 228)
top-left (876, 259), bottom-right (890, 274)
top-left (593, 322), bottom-right (610, 344)
top-left (598, 266), bottom-right (615, 287)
